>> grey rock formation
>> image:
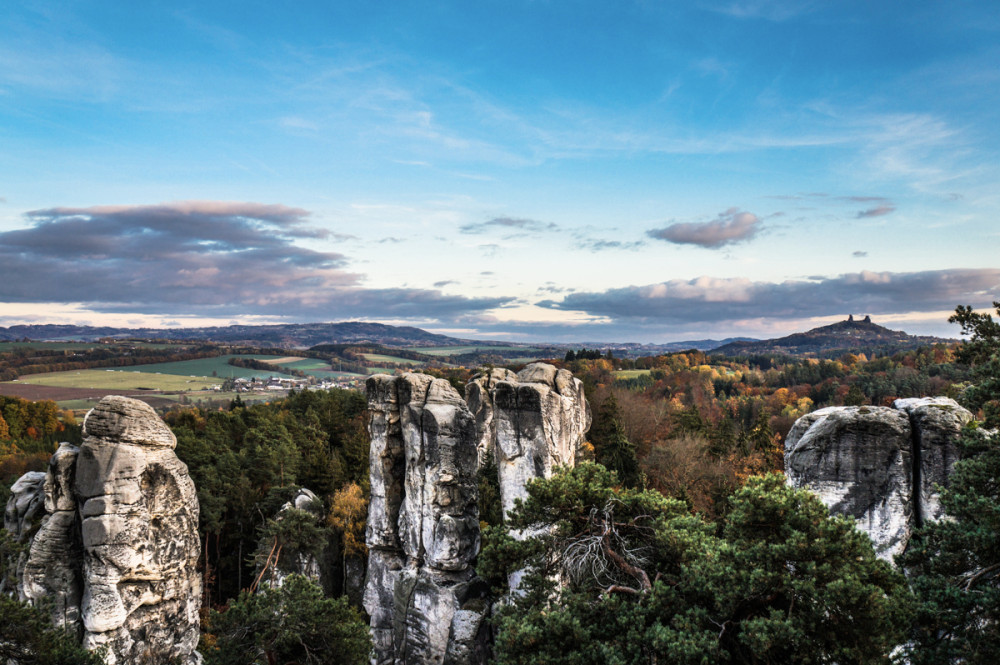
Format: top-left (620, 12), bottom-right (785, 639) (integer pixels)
top-left (4, 471), bottom-right (46, 542)
top-left (2, 396), bottom-right (201, 665)
top-left (485, 363), bottom-right (591, 520)
top-left (21, 443), bottom-right (84, 636)
top-left (894, 397), bottom-right (973, 524)
top-left (786, 406), bottom-right (912, 559)
top-left (365, 373), bottom-right (487, 665)
top-left (786, 398), bottom-right (973, 561)
top-left (465, 367), bottom-right (517, 467)
top-left (2, 470), bottom-right (48, 599)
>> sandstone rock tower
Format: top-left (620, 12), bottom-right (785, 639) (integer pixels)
top-left (365, 363), bottom-right (591, 665)
top-left (365, 373), bottom-right (488, 665)
top-left (3, 396), bottom-right (201, 664)
top-left (476, 363), bottom-right (591, 520)
top-left (785, 397), bottom-right (972, 560)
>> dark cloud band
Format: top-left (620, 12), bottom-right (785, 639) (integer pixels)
top-left (538, 269), bottom-right (1000, 323)
top-left (0, 201), bottom-right (511, 320)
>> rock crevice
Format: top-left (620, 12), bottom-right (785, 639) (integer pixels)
top-left (364, 373), bottom-right (487, 665)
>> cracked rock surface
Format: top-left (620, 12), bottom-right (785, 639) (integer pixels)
top-left (3, 396), bottom-right (201, 665)
top-left (365, 373), bottom-right (487, 665)
top-left (785, 397), bottom-right (972, 560)
top-left (475, 363), bottom-right (591, 520)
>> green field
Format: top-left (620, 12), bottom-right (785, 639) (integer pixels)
top-left (408, 345), bottom-right (547, 357)
top-left (16, 369), bottom-right (219, 391)
top-left (119, 354), bottom-right (283, 379)
top-left (275, 358), bottom-right (333, 371)
top-left (360, 353), bottom-right (425, 366)
top-left (614, 369), bottom-right (652, 379)
top-left (405, 345), bottom-right (495, 357)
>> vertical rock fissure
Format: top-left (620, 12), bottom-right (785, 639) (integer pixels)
top-left (909, 411), bottom-right (924, 529)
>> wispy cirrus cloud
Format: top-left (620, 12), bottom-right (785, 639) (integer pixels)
top-left (460, 216), bottom-right (558, 234)
top-left (575, 238), bottom-right (645, 252)
top-left (647, 208), bottom-right (761, 248)
top-left (856, 205), bottom-right (896, 218)
top-left (0, 201), bottom-right (512, 320)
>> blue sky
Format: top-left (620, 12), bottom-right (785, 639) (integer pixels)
top-left (1, 1), bottom-right (998, 342)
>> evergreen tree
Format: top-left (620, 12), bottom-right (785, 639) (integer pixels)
top-left (0, 595), bottom-right (104, 665)
top-left (204, 575), bottom-right (370, 665)
top-left (481, 464), bottom-right (911, 665)
top-left (591, 394), bottom-right (641, 488)
top-left (900, 302), bottom-right (1000, 663)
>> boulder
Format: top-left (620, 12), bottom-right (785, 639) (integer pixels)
top-left (786, 398), bottom-right (974, 561)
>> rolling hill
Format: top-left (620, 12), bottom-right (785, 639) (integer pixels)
top-left (711, 316), bottom-right (954, 357)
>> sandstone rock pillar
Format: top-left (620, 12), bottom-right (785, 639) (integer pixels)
top-left (364, 374), bottom-right (488, 665)
top-left (2, 396), bottom-right (202, 665)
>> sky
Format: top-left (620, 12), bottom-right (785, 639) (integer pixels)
top-left (1, 1), bottom-right (998, 343)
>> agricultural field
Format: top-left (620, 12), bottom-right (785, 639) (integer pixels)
top-left (116, 354), bottom-right (281, 379)
top-left (614, 369), bottom-right (652, 379)
top-left (259, 356), bottom-right (306, 365)
top-left (405, 345), bottom-right (498, 357)
top-left (360, 353), bottom-right (425, 366)
top-left (12, 369), bottom-right (220, 391)
top-left (407, 345), bottom-right (547, 358)
top-left (272, 358), bottom-right (334, 371)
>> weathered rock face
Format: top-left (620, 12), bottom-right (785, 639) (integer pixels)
top-left (2, 396), bottom-right (201, 665)
top-left (4, 470), bottom-right (46, 542)
top-left (22, 443), bottom-right (84, 637)
top-left (465, 367), bottom-right (517, 467)
top-left (365, 364), bottom-right (591, 662)
top-left (785, 397), bottom-right (973, 560)
top-left (365, 373), bottom-right (488, 665)
top-left (894, 397), bottom-right (973, 524)
top-left (484, 363), bottom-right (591, 520)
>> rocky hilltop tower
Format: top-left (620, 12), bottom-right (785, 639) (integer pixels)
top-left (3, 396), bottom-right (202, 664)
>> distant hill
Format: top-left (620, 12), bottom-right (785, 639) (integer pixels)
top-left (711, 316), bottom-right (954, 357)
top-left (0, 322), bottom-right (467, 348)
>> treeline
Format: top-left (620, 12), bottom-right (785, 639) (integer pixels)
top-left (227, 357), bottom-right (307, 378)
top-left (551, 343), bottom-right (968, 518)
top-left (0, 344), bottom-right (220, 381)
top-left (0, 396), bottom-right (80, 507)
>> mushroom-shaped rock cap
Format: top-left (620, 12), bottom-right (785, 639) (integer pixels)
top-left (83, 395), bottom-right (176, 449)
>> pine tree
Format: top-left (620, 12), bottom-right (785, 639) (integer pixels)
top-left (901, 302), bottom-right (1000, 663)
